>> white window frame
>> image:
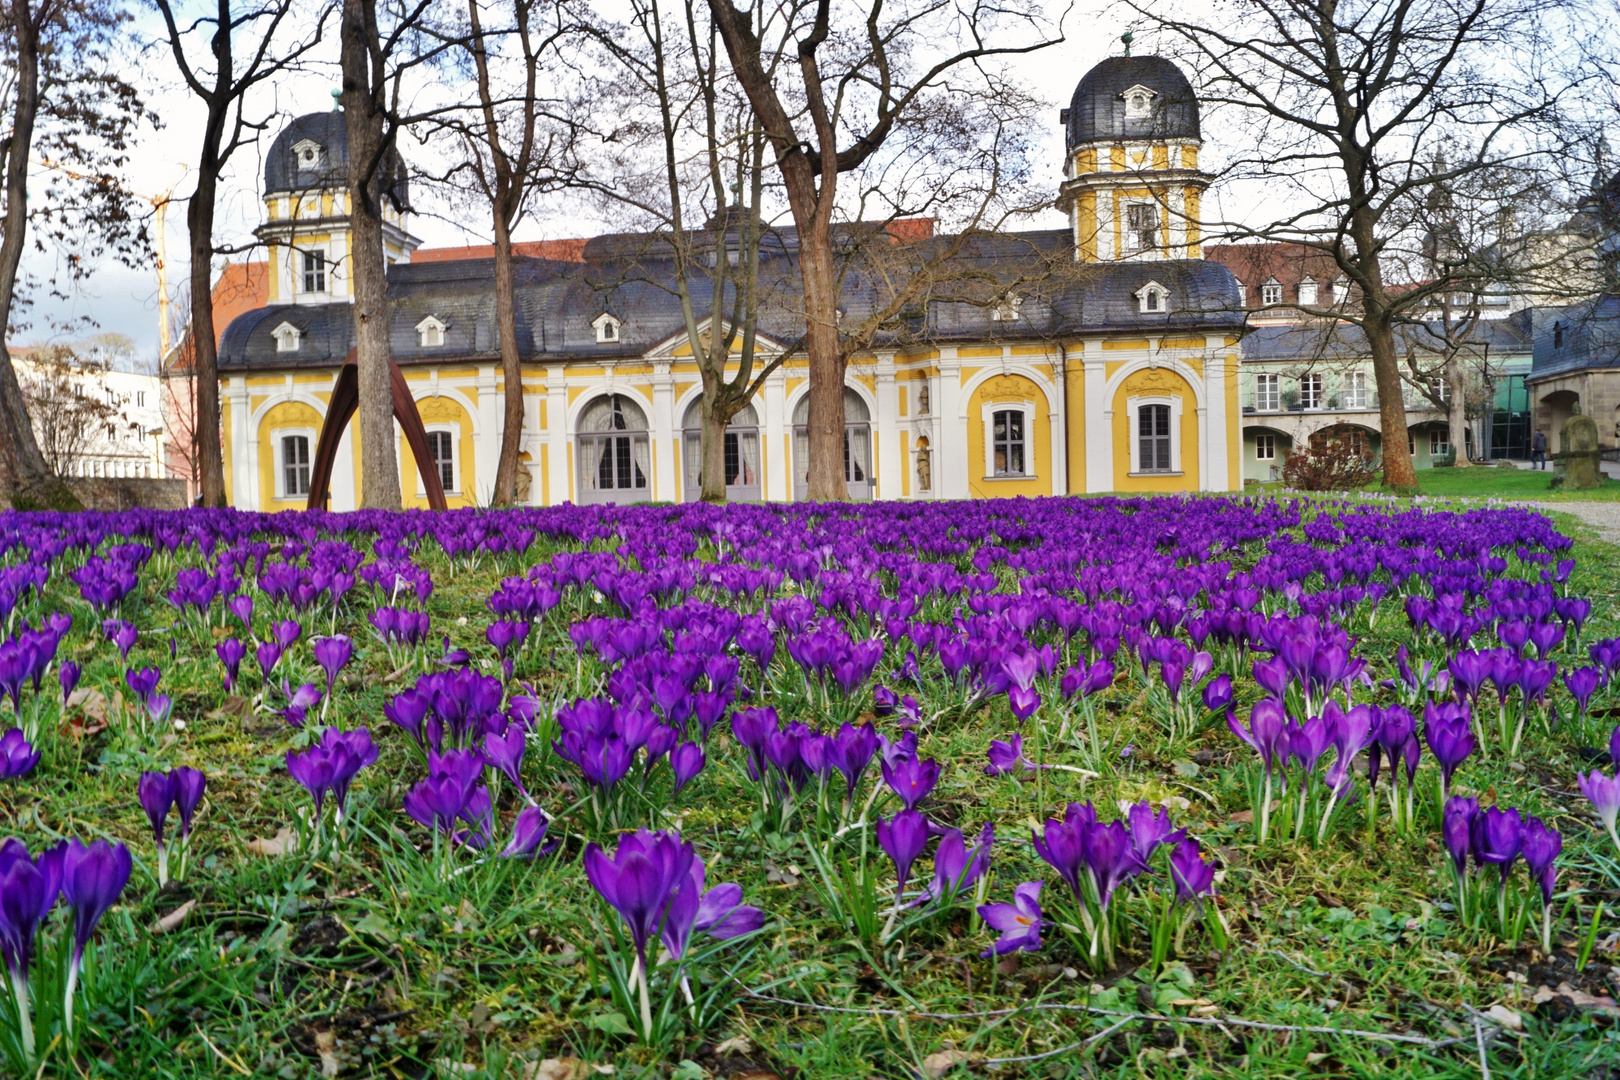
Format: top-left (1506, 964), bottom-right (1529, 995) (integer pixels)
top-left (1126, 394), bottom-right (1184, 475)
top-left (1332, 278), bottom-right (1350, 304)
top-left (1255, 433), bottom-right (1277, 461)
top-left (1254, 372), bottom-right (1280, 411)
top-left (1298, 278), bottom-right (1318, 306)
top-left (592, 312), bottom-right (621, 344)
top-left (1343, 371), bottom-right (1370, 409)
top-left (1261, 279), bottom-right (1283, 306)
top-left (292, 139), bottom-right (322, 172)
top-left (417, 423), bottom-right (461, 496)
top-left (416, 316), bottom-right (447, 348)
top-left (1125, 203), bottom-right (1159, 252)
top-left (273, 428), bottom-right (317, 500)
top-left (299, 248), bottom-right (327, 294)
top-left (979, 399), bottom-right (1035, 480)
top-left (1122, 84), bottom-right (1157, 119)
top-left (1135, 280), bottom-right (1170, 314)
top-left (1299, 373), bottom-right (1323, 410)
top-left (271, 322), bottom-right (301, 353)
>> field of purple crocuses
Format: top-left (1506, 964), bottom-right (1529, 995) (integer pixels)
top-left (0, 494), bottom-right (1617, 1078)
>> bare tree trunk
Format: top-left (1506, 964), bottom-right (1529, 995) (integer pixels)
top-left (187, 160), bottom-right (228, 506)
top-left (491, 211), bottom-right (524, 504)
top-left (800, 244), bottom-right (846, 500)
top-left (1447, 359), bottom-right (1472, 467)
top-left (1348, 196), bottom-right (1417, 492)
top-left (0, 2), bottom-right (76, 509)
top-left (341, 0), bottom-right (402, 510)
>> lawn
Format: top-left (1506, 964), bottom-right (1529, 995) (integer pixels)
top-left (0, 496), bottom-right (1617, 1080)
top-left (1409, 465), bottom-right (1620, 502)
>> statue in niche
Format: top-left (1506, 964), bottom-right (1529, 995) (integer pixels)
top-left (917, 385), bottom-right (930, 415)
top-left (514, 462), bottom-right (533, 503)
top-left (916, 438), bottom-right (932, 492)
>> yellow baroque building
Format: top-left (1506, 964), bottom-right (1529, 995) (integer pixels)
top-left (219, 56), bottom-right (1244, 509)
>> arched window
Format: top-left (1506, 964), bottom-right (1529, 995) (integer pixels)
top-left (682, 399), bottom-right (761, 502)
top-left (793, 388), bottom-right (872, 501)
top-left (576, 394), bottom-right (650, 504)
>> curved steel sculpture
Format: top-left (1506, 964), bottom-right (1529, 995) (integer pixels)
top-left (305, 350), bottom-right (447, 511)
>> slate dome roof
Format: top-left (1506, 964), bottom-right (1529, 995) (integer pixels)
top-left (1066, 55), bottom-right (1200, 151)
top-left (264, 110), bottom-right (409, 208)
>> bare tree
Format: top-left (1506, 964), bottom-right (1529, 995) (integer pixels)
top-left (432, 0), bottom-right (575, 505)
top-left (0, 0), bottom-right (149, 508)
top-left (18, 342), bottom-right (128, 477)
top-left (705, 0), bottom-right (1062, 499)
top-left (153, 0), bottom-right (332, 508)
top-left (1122, 0), bottom-right (1602, 491)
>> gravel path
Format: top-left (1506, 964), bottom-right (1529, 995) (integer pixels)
top-left (1513, 501), bottom-right (1620, 545)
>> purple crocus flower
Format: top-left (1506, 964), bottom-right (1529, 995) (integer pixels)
top-left (103, 619), bottom-right (138, 660)
top-left (0, 730), bottom-right (39, 779)
top-left (1229, 699), bottom-right (1286, 772)
top-left (1081, 818), bottom-right (1142, 910)
top-left (984, 733), bottom-right (1032, 776)
top-left (977, 881), bottom-right (1043, 957)
top-left (920, 824), bottom-right (993, 906)
top-left (215, 638), bottom-right (246, 692)
top-left (583, 829), bottom-right (696, 972)
top-left (137, 771), bottom-right (176, 885)
top-left (1032, 801), bottom-right (1096, 903)
top-left (0, 840), bottom-right (63, 1058)
top-left (1169, 839), bottom-right (1216, 901)
top-left (1201, 674), bottom-right (1233, 713)
top-left (829, 721), bottom-right (877, 798)
top-left (1577, 769), bottom-right (1620, 853)
top-left (1520, 817), bottom-right (1561, 906)
top-left (1563, 667), bottom-right (1601, 718)
top-left (1125, 801), bottom-right (1184, 863)
top-left (881, 755), bottom-right (939, 810)
top-left (481, 722), bottom-right (529, 799)
top-left (1423, 702), bottom-right (1475, 798)
top-left (670, 741), bottom-right (706, 794)
top-left (499, 805), bottom-right (558, 859)
top-left (1611, 724), bottom-right (1620, 768)
top-left (286, 746), bottom-right (336, 816)
top-left (227, 594), bottom-right (253, 630)
top-left (124, 667), bottom-right (160, 705)
top-left (255, 641), bottom-right (283, 680)
top-left (1007, 684), bottom-right (1042, 721)
top-left (272, 619), bottom-right (302, 648)
top-left (58, 838), bottom-right (132, 1033)
top-left (280, 682), bottom-right (323, 728)
top-left (172, 767), bottom-right (206, 840)
top-left (1442, 796), bottom-right (1479, 877)
top-left (876, 809), bottom-right (931, 900)
top-left (58, 661), bottom-right (81, 705)
top-left (1471, 806), bottom-right (1524, 884)
top-left (321, 727), bottom-right (378, 818)
top-left (312, 635), bottom-right (353, 695)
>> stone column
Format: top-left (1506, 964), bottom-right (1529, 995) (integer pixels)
top-left (935, 350), bottom-right (967, 499)
top-left (227, 377), bottom-right (252, 509)
top-left (1082, 341), bottom-right (1110, 492)
top-left (650, 361), bottom-right (676, 501)
top-left (1202, 340), bottom-right (1228, 491)
top-left (546, 363), bottom-right (569, 505)
top-left (874, 352), bottom-right (900, 500)
top-left (1047, 349), bottom-right (1067, 495)
top-left (476, 364), bottom-right (499, 502)
top-left (762, 369), bottom-right (788, 501)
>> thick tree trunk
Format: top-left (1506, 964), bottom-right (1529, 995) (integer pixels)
top-left (1447, 360), bottom-right (1472, 466)
top-left (187, 167), bottom-right (228, 506)
top-left (799, 240), bottom-right (847, 501)
top-left (0, 5), bottom-right (77, 509)
top-left (699, 383), bottom-right (728, 503)
top-left (341, 0), bottom-right (402, 510)
top-left (1347, 200), bottom-right (1417, 492)
top-left (491, 214), bottom-right (524, 505)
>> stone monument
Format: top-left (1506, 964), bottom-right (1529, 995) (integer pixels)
top-left (1555, 413), bottom-right (1603, 489)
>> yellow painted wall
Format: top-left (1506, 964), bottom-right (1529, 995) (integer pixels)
top-left (965, 373), bottom-right (1052, 499)
top-left (1065, 360), bottom-right (1085, 492)
top-left (404, 394), bottom-right (478, 508)
top-left (258, 400), bottom-right (325, 510)
top-left (1111, 368), bottom-right (1200, 492)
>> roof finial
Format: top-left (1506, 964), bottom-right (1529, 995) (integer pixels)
top-left (331, 87), bottom-right (342, 111)
top-left (1121, 31), bottom-right (1133, 57)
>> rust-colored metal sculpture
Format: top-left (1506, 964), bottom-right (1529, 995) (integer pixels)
top-left (306, 350), bottom-right (447, 511)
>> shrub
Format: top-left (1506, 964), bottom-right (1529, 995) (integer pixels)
top-left (1281, 440), bottom-right (1377, 491)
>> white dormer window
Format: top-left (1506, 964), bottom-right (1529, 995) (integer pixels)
top-left (991, 293), bottom-right (1023, 321)
top-left (1261, 278), bottom-right (1283, 306)
top-left (1298, 278), bottom-right (1318, 306)
top-left (1136, 280), bottom-right (1170, 314)
top-left (1121, 84), bottom-right (1157, 119)
top-left (292, 139), bottom-right (323, 171)
top-left (1332, 277), bottom-right (1350, 304)
top-left (592, 312), bottom-right (621, 344)
top-left (416, 316), bottom-right (447, 348)
top-left (271, 322), bottom-right (301, 353)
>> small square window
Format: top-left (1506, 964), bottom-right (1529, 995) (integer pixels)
top-left (1261, 280), bottom-right (1283, 306)
top-left (1255, 433), bottom-right (1276, 460)
top-left (1430, 429), bottom-right (1450, 455)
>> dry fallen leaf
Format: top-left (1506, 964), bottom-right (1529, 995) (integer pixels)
top-left (151, 899), bottom-right (197, 934)
top-left (206, 695), bottom-right (250, 720)
top-left (315, 1030), bottom-right (340, 1078)
top-left (246, 827), bottom-right (298, 858)
top-left (1485, 1004), bottom-right (1522, 1031)
top-left (713, 1036), bottom-right (753, 1056)
top-left (527, 1060), bottom-right (590, 1080)
top-left (922, 1049), bottom-right (970, 1078)
top-left (66, 687), bottom-right (109, 725)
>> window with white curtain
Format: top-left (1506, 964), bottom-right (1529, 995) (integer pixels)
top-left (577, 394), bottom-right (650, 503)
top-left (1343, 371), bottom-right (1369, 409)
top-left (793, 389), bottom-right (872, 500)
top-left (682, 400), bottom-right (761, 502)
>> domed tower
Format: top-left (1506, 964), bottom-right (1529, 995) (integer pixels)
top-left (1057, 50), bottom-right (1210, 263)
top-left (254, 97), bottom-right (420, 306)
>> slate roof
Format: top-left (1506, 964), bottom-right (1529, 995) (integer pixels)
top-left (1242, 314), bottom-right (1533, 364)
top-left (1066, 56), bottom-right (1200, 151)
top-left (218, 226), bottom-right (1245, 371)
top-left (264, 111), bottom-right (409, 208)
top-left (1531, 294), bottom-right (1620, 379)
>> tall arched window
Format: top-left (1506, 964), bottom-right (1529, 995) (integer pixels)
top-left (793, 388), bottom-right (872, 501)
top-left (576, 394), bottom-right (650, 504)
top-left (682, 399), bottom-right (761, 502)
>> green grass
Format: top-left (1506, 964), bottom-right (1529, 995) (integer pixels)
top-left (5, 507), bottom-right (1620, 1079)
top-left (1406, 465), bottom-right (1620, 502)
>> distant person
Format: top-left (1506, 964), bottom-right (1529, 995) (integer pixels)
top-left (1531, 429), bottom-right (1548, 470)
